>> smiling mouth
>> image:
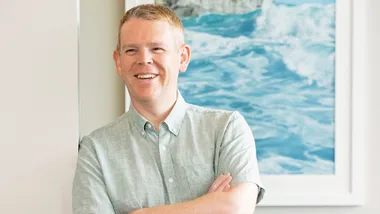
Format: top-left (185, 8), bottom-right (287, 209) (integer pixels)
top-left (134, 74), bottom-right (158, 79)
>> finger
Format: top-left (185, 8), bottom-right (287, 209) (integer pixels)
top-left (209, 173), bottom-right (232, 193)
top-left (215, 175), bottom-right (232, 192)
top-left (222, 184), bottom-right (231, 192)
top-left (208, 173), bottom-right (229, 192)
top-left (208, 174), bottom-right (226, 192)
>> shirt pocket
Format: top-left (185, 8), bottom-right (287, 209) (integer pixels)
top-left (182, 163), bottom-right (215, 199)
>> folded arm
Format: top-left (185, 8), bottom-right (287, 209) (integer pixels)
top-left (130, 182), bottom-right (259, 214)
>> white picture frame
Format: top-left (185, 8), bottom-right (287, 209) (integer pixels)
top-left (123, 0), bottom-right (367, 206)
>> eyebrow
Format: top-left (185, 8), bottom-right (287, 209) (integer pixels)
top-left (121, 44), bottom-right (137, 50)
top-left (121, 42), bottom-right (168, 50)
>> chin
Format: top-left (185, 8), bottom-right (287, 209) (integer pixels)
top-left (133, 91), bottom-right (160, 102)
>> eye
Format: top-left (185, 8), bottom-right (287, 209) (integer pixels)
top-left (124, 49), bottom-right (137, 55)
top-left (152, 47), bottom-right (164, 53)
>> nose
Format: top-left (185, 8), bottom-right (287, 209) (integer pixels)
top-left (137, 48), bottom-right (153, 65)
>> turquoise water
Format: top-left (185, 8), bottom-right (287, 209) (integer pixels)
top-left (178, 1), bottom-right (336, 174)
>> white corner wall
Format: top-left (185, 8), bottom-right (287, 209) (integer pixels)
top-left (0, 0), bottom-right (78, 213)
top-left (0, 0), bottom-right (378, 213)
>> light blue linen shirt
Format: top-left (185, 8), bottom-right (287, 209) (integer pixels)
top-left (72, 92), bottom-right (265, 214)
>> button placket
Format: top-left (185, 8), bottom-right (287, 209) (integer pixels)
top-left (158, 126), bottom-right (177, 204)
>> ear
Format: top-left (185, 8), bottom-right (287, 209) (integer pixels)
top-left (113, 49), bottom-right (122, 77)
top-left (179, 44), bottom-right (191, 73)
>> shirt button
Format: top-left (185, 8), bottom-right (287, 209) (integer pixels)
top-left (168, 178), bottom-right (174, 183)
top-left (162, 146), bottom-right (166, 151)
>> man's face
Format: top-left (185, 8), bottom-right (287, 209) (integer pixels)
top-left (114, 18), bottom-right (190, 104)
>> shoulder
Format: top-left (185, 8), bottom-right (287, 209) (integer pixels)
top-left (187, 103), bottom-right (243, 119)
top-left (80, 112), bottom-right (130, 146)
top-left (185, 103), bottom-right (245, 125)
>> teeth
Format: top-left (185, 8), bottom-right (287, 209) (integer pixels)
top-left (137, 74), bottom-right (156, 79)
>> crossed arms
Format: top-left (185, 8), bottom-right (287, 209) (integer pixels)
top-left (129, 173), bottom-right (259, 214)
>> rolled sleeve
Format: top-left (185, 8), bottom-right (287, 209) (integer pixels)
top-left (72, 136), bottom-right (115, 214)
top-left (217, 112), bottom-right (265, 204)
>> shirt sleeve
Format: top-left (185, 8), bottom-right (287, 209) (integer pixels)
top-left (217, 111), bottom-right (265, 204)
top-left (72, 136), bottom-right (116, 214)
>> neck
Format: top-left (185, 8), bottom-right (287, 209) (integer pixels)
top-left (131, 91), bottom-right (177, 131)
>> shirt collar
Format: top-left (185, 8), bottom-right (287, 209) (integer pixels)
top-left (127, 90), bottom-right (187, 136)
top-left (164, 91), bottom-right (187, 136)
top-left (127, 103), bottom-right (149, 136)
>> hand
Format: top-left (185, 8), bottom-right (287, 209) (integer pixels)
top-left (208, 173), bottom-right (232, 193)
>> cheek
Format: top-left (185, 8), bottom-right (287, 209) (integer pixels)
top-left (120, 58), bottom-right (132, 68)
top-left (120, 59), bottom-right (134, 73)
top-left (154, 55), bottom-right (180, 79)
top-left (166, 56), bottom-right (181, 71)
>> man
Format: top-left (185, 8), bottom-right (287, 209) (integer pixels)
top-left (72, 4), bottom-right (265, 214)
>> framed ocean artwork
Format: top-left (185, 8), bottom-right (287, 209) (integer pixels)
top-left (124, 0), bottom-right (367, 206)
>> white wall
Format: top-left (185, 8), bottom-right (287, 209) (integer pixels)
top-left (79, 0), bottom-right (125, 137)
top-left (0, 0), bottom-right (378, 214)
top-left (0, 0), bottom-right (78, 213)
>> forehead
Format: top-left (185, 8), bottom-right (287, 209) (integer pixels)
top-left (120, 18), bottom-right (178, 45)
